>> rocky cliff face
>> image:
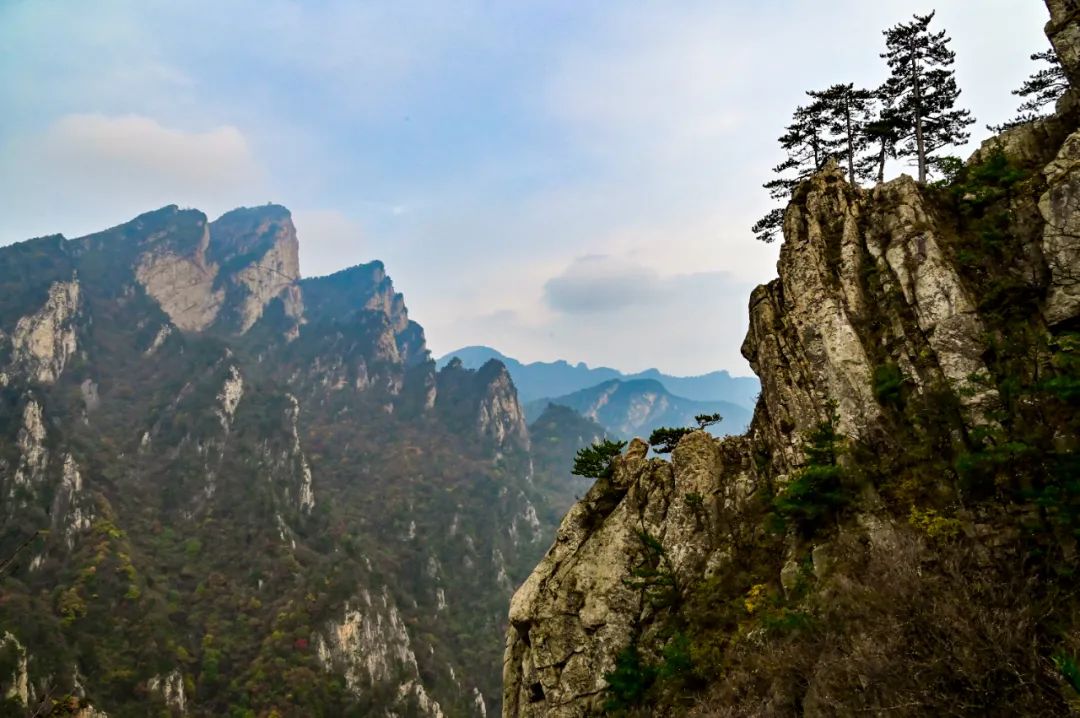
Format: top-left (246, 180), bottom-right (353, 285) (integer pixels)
top-left (504, 6), bottom-right (1080, 716)
top-left (0, 204), bottom-right (553, 716)
top-left (130, 204), bottom-right (303, 336)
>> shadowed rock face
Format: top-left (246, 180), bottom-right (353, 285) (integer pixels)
top-left (502, 6), bottom-right (1080, 715)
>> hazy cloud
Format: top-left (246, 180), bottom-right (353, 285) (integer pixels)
top-left (544, 256), bottom-right (665, 314)
top-left (0, 114), bottom-right (264, 242)
top-left (41, 114), bottom-right (260, 190)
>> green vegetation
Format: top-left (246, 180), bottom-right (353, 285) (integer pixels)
top-left (990, 48), bottom-right (1069, 130)
top-left (624, 530), bottom-right (679, 610)
top-left (648, 413), bottom-right (723, 454)
top-left (647, 427), bottom-right (691, 454)
top-left (603, 644), bottom-right (657, 712)
top-left (1055, 652), bottom-right (1080, 696)
top-left (872, 362), bottom-right (906, 406)
top-left (773, 413), bottom-right (850, 536)
top-left (572, 439), bottom-right (627, 480)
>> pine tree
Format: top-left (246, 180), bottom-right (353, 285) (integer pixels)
top-left (752, 102), bottom-right (832, 242)
top-left (880, 12), bottom-right (974, 183)
top-left (990, 49), bottom-right (1069, 131)
top-left (808, 83), bottom-right (875, 186)
top-left (857, 105), bottom-right (904, 184)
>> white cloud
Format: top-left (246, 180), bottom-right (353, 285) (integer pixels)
top-left (0, 114), bottom-right (265, 242)
top-left (544, 255), bottom-right (662, 313)
top-left (43, 114), bottom-right (259, 190)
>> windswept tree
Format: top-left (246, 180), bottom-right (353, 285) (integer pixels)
top-left (990, 49), bottom-right (1069, 131)
top-left (808, 83), bottom-right (875, 186)
top-left (880, 11), bottom-right (974, 183)
top-left (752, 102), bottom-right (832, 242)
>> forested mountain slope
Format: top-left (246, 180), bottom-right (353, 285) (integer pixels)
top-left (0, 204), bottom-right (554, 717)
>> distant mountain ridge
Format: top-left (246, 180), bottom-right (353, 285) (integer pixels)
top-left (525, 378), bottom-right (753, 439)
top-left (436, 345), bottom-right (760, 407)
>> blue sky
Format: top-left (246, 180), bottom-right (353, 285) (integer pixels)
top-left (0, 1), bottom-right (1052, 374)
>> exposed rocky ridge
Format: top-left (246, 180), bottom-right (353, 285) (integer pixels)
top-left (503, 6), bottom-right (1080, 715)
top-left (437, 359), bottom-right (530, 450)
top-left (0, 204), bottom-right (556, 716)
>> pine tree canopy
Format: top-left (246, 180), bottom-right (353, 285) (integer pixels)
top-left (990, 49), bottom-right (1069, 131)
top-left (752, 102), bottom-right (833, 242)
top-left (880, 11), bottom-right (974, 182)
top-left (807, 83), bottom-right (875, 186)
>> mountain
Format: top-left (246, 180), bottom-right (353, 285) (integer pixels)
top-left (524, 378), bottom-right (753, 439)
top-left (504, 7), bottom-right (1080, 716)
top-left (436, 345), bottom-right (759, 407)
top-left (0, 204), bottom-right (556, 717)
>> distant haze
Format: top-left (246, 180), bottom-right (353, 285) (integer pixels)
top-left (437, 345), bottom-right (759, 405)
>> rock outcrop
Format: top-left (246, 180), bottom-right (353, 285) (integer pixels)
top-left (133, 209), bottom-right (224, 332)
top-left (209, 205), bottom-right (304, 333)
top-left (436, 358), bottom-right (530, 450)
top-left (503, 6), bottom-right (1080, 714)
top-left (9, 278), bottom-right (80, 384)
top-left (316, 587), bottom-right (444, 717)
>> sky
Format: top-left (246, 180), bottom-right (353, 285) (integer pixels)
top-left (0, 1), bottom-right (1053, 376)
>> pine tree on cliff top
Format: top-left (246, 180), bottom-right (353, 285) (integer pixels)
top-left (858, 104), bottom-right (904, 185)
top-left (880, 11), bottom-right (974, 183)
top-left (990, 49), bottom-right (1069, 131)
top-left (808, 83), bottom-right (875, 186)
top-left (752, 101), bottom-right (832, 242)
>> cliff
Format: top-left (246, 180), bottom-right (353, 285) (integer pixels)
top-left (503, 4), bottom-right (1080, 716)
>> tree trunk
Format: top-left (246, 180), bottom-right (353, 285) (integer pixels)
top-left (877, 141), bottom-right (886, 184)
top-left (912, 59), bottom-right (927, 183)
top-left (844, 97), bottom-right (856, 185)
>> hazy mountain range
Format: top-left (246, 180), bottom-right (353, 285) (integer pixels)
top-left (524, 378), bottom-right (752, 438)
top-left (436, 345), bottom-right (760, 407)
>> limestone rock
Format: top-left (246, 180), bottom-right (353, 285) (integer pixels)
top-left (1, 632), bottom-right (29, 707)
top-left (436, 358), bottom-right (530, 450)
top-left (1041, 129), bottom-right (1080, 325)
top-left (148, 669), bottom-right (186, 715)
top-left (135, 219), bottom-right (224, 332)
top-left (1046, 0), bottom-right (1080, 86)
top-left (316, 587), bottom-right (444, 717)
top-left (10, 278), bottom-right (80, 384)
top-left (505, 434), bottom-right (731, 717)
top-left (209, 205), bottom-right (304, 333)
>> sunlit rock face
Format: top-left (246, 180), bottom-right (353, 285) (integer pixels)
top-left (9, 278), bottom-right (81, 384)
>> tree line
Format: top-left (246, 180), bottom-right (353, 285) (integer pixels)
top-left (753, 10), bottom-right (1068, 243)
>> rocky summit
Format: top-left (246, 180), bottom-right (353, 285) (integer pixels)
top-left (503, 4), bottom-right (1080, 716)
top-left (0, 204), bottom-right (568, 716)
